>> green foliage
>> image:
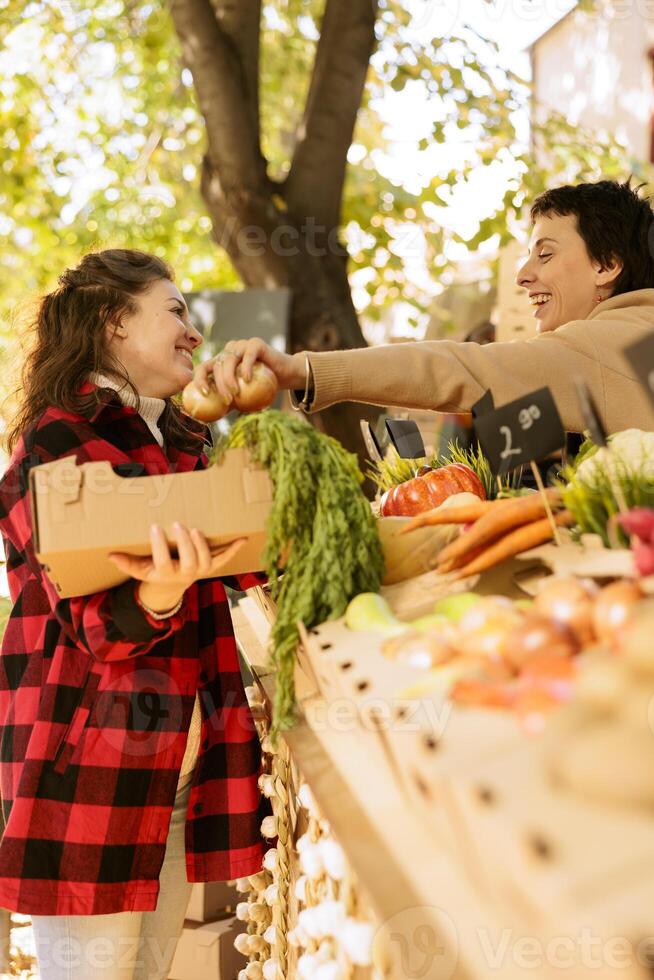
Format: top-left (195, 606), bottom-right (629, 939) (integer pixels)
top-left (219, 410), bottom-right (384, 734)
top-left (560, 433), bottom-right (654, 546)
top-left (0, 0), bottom-right (647, 349)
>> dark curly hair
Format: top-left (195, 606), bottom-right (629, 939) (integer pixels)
top-left (530, 179), bottom-right (654, 297)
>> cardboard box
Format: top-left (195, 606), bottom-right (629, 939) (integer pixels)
top-left (168, 916), bottom-right (246, 980)
top-left (29, 448), bottom-right (272, 598)
top-left (185, 881), bottom-right (238, 923)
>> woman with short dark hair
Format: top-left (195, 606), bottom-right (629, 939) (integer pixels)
top-left (202, 179), bottom-right (654, 435)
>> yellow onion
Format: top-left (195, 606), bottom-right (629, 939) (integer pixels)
top-left (234, 362), bottom-right (278, 413)
top-left (534, 576), bottom-right (597, 647)
top-left (592, 580), bottom-right (643, 645)
top-left (182, 380), bottom-right (232, 422)
top-left (503, 614), bottom-right (578, 671)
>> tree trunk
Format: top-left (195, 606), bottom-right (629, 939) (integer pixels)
top-left (169, 0), bottom-right (382, 479)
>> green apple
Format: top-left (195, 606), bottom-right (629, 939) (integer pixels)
top-left (433, 591), bottom-right (482, 623)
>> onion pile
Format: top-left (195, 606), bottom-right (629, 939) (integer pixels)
top-left (182, 361), bottom-right (278, 422)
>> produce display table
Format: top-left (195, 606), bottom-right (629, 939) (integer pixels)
top-left (231, 577), bottom-right (654, 980)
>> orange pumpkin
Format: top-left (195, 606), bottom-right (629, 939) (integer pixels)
top-left (380, 463), bottom-right (485, 517)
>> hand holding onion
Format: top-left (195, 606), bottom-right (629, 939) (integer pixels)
top-left (182, 361), bottom-right (278, 422)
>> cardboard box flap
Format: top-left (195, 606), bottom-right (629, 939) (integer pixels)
top-left (30, 448), bottom-right (272, 598)
top-left (243, 466), bottom-right (272, 504)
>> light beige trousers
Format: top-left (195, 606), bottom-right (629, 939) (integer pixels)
top-left (31, 770), bottom-right (194, 980)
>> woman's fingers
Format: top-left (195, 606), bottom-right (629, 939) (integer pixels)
top-left (208, 538), bottom-right (247, 573)
top-left (149, 524), bottom-right (174, 576)
top-left (173, 523), bottom-right (198, 579)
top-left (194, 360), bottom-right (215, 397)
top-left (107, 552), bottom-right (153, 578)
top-left (190, 527), bottom-right (212, 574)
top-left (109, 529), bottom-right (248, 585)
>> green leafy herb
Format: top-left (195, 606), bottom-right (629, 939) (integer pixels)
top-left (217, 411), bottom-right (384, 734)
top-left (560, 430), bottom-right (654, 546)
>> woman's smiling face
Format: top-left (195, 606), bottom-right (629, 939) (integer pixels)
top-left (516, 212), bottom-right (623, 334)
top-left (105, 278), bottom-right (203, 398)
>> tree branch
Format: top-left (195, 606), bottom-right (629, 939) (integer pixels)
top-left (285, 0), bottom-right (378, 229)
top-left (168, 0), bottom-right (263, 191)
top-left (209, 0), bottom-right (261, 139)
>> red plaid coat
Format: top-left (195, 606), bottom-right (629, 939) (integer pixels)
top-left (0, 383), bottom-right (266, 915)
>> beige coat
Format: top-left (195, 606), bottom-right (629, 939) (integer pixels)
top-left (306, 289), bottom-right (654, 433)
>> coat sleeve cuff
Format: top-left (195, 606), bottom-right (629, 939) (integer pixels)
top-left (305, 351), bottom-right (354, 412)
top-left (110, 580), bottom-right (187, 641)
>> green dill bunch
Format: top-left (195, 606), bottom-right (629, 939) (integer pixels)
top-left (218, 410), bottom-right (384, 734)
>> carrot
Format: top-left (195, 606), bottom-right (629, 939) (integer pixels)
top-left (399, 499), bottom-right (494, 534)
top-left (438, 544), bottom-right (487, 575)
top-left (436, 490), bottom-right (561, 569)
top-left (451, 511), bottom-right (573, 580)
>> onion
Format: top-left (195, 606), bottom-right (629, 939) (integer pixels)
top-left (513, 688), bottom-right (560, 735)
top-left (456, 597), bottom-right (521, 666)
top-left (233, 362), bottom-right (278, 413)
top-left (381, 631), bottom-right (454, 670)
top-left (592, 580), bottom-right (643, 645)
top-left (182, 380), bottom-right (232, 422)
top-left (534, 576), bottom-right (597, 646)
top-left (519, 653), bottom-right (576, 701)
top-left (503, 614), bottom-right (578, 671)
top-left (616, 597), bottom-right (654, 672)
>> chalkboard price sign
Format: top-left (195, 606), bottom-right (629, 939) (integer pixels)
top-left (385, 419), bottom-right (426, 459)
top-left (474, 387), bottom-right (566, 475)
top-left (623, 334), bottom-right (654, 405)
top-left (471, 389), bottom-right (495, 419)
top-left (574, 378), bottom-right (608, 448)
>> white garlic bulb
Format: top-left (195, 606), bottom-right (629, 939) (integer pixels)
top-left (244, 963), bottom-right (264, 980)
top-left (298, 900), bottom-right (345, 940)
top-left (247, 871), bottom-right (268, 892)
top-left (249, 902), bottom-right (269, 922)
top-left (319, 839), bottom-right (347, 881)
top-left (244, 684), bottom-right (262, 706)
top-left (249, 934), bottom-right (268, 955)
top-left (262, 958), bottom-right (279, 980)
top-left (299, 842), bottom-right (324, 879)
top-left (263, 883), bottom-right (279, 906)
top-left (261, 735), bottom-right (276, 754)
top-left (263, 849), bottom-right (278, 873)
top-left (235, 877), bottom-right (251, 893)
top-left (235, 901), bottom-right (251, 922)
top-left (298, 953), bottom-right (320, 979)
top-left (234, 933), bottom-right (251, 956)
top-left (238, 970), bottom-right (249, 980)
top-left (294, 875), bottom-right (308, 902)
top-left (337, 918), bottom-right (374, 966)
top-left (263, 924), bottom-right (278, 945)
top-left (297, 782), bottom-right (319, 818)
top-left (260, 815), bottom-right (278, 839)
top-left (314, 962), bottom-right (343, 980)
top-left (258, 774), bottom-right (276, 798)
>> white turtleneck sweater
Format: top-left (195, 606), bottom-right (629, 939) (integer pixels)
top-left (90, 373), bottom-right (202, 780)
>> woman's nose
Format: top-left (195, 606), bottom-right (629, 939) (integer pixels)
top-left (187, 324), bottom-right (203, 349)
top-left (516, 258), bottom-right (534, 289)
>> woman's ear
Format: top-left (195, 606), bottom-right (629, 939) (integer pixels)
top-left (594, 255), bottom-right (623, 290)
top-left (105, 316), bottom-right (128, 342)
